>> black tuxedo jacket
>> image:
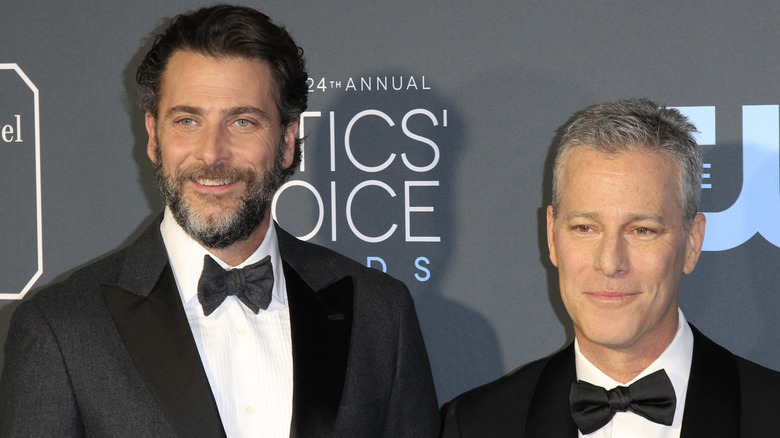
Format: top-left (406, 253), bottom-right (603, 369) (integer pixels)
top-left (0, 217), bottom-right (439, 437)
top-left (442, 326), bottom-right (780, 437)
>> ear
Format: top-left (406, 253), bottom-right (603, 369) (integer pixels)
top-left (683, 213), bottom-right (706, 274)
top-left (145, 112), bottom-right (158, 164)
top-left (546, 205), bottom-right (559, 267)
top-left (281, 119), bottom-right (299, 169)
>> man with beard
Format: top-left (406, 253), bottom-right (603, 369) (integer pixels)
top-left (0, 5), bottom-right (439, 437)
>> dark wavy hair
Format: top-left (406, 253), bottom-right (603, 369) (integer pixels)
top-left (136, 4), bottom-right (308, 175)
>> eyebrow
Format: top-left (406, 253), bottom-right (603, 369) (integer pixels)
top-left (222, 106), bottom-right (269, 119)
top-left (165, 105), bottom-right (202, 119)
top-left (165, 105), bottom-right (271, 121)
top-left (564, 211), bottom-right (598, 222)
top-left (565, 211), bottom-right (666, 225)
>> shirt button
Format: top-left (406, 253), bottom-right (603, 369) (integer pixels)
top-left (245, 406), bottom-right (255, 415)
top-left (236, 327), bottom-right (246, 336)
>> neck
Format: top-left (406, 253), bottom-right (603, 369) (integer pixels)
top-left (203, 217), bottom-right (271, 267)
top-left (576, 315), bottom-right (679, 384)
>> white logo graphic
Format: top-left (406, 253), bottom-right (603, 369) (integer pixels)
top-left (271, 103), bottom-right (446, 284)
top-left (677, 105), bottom-right (780, 251)
top-left (0, 63), bottom-right (42, 300)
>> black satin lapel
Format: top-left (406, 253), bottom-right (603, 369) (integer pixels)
top-left (525, 345), bottom-right (579, 438)
top-left (680, 326), bottom-right (740, 438)
top-left (102, 264), bottom-right (226, 438)
top-left (285, 261), bottom-right (353, 438)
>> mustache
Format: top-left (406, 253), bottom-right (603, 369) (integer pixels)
top-left (173, 164), bottom-right (257, 184)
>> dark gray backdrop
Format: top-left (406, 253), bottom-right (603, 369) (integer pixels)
top-left (2, 1), bottom-right (779, 405)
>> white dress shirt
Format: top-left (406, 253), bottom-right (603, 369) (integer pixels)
top-left (575, 309), bottom-right (693, 438)
top-left (160, 208), bottom-right (293, 437)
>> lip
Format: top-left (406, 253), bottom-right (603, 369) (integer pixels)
top-left (188, 178), bottom-right (241, 194)
top-left (584, 291), bottom-right (640, 305)
top-left (195, 177), bottom-right (236, 187)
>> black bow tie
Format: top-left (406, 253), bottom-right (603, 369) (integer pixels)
top-left (569, 369), bottom-right (677, 434)
top-left (197, 254), bottom-right (274, 316)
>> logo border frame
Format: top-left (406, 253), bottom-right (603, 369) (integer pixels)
top-left (0, 63), bottom-right (43, 300)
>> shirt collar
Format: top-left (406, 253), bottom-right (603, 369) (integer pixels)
top-left (159, 207), bottom-right (288, 312)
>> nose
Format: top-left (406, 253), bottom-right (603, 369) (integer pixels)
top-left (593, 231), bottom-right (630, 277)
top-left (193, 125), bottom-right (231, 165)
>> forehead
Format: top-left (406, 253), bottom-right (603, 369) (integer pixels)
top-left (159, 51), bottom-right (276, 108)
top-left (558, 146), bottom-right (682, 215)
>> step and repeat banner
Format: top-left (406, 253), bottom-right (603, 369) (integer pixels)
top-left (2, 1), bottom-right (779, 404)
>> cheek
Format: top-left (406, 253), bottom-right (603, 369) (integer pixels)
top-left (555, 240), bottom-right (590, 275)
top-left (236, 150), bottom-right (277, 172)
top-left (158, 148), bottom-right (186, 171)
top-left (638, 246), bottom-right (683, 278)
top-left (556, 253), bottom-right (589, 302)
top-left (155, 132), bottom-right (190, 164)
top-left (242, 135), bottom-right (282, 165)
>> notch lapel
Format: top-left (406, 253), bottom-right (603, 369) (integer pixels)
top-left (525, 344), bottom-right (579, 437)
top-left (285, 261), bottom-right (354, 438)
top-left (102, 264), bottom-right (226, 438)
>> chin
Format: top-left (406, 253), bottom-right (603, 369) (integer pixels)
top-left (578, 320), bottom-right (640, 349)
top-left (187, 200), bottom-right (242, 221)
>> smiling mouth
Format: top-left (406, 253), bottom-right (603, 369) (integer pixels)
top-left (194, 177), bottom-right (236, 187)
top-left (585, 291), bottom-right (640, 303)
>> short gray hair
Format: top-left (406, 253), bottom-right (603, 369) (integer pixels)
top-left (551, 98), bottom-right (701, 230)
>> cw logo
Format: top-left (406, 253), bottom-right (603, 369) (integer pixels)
top-left (677, 105), bottom-right (780, 251)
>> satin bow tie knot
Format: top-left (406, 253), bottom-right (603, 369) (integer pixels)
top-left (197, 254), bottom-right (274, 316)
top-left (569, 369), bottom-right (677, 434)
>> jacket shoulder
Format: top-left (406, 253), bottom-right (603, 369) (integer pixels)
top-left (27, 217), bottom-right (165, 306)
top-left (689, 324), bottom-right (780, 435)
top-left (442, 356), bottom-right (550, 437)
top-left (276, 225), bottom-right (409, 293)
top-left (736, 355), bottom-right (780, 434)
top-left (23, 246), bottom-right (128, 312)
top-left (19, 217), bottom-right (166, 328)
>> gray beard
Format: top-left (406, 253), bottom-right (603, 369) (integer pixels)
top-left (153, 141), bottom-right (287, 249)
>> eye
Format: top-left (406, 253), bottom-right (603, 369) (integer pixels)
top-left (177, 118), bottom-right (196, 127)
top-left (233, 118), bottom-right (254, 128)
top-left (574, 225), bottom-right (592, 233)
top-left (633, 227), bottom-right (656, 237)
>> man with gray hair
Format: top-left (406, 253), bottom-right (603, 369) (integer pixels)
top-left (442, 98), bottom-right (780, 437)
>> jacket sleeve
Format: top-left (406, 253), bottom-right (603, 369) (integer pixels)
top-left (382, 288), bottom-right (441, 437)
top-left (0, 300), bottom-right (84, 437)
